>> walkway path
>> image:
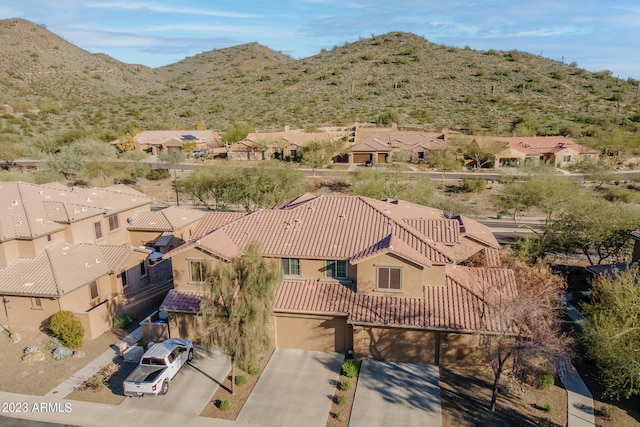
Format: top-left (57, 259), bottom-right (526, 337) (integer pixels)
top-left (558, 300), bottom-right (595, 427)
top-left (45, 327), bottom-right (142, 398)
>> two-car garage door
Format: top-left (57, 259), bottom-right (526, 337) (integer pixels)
top-left (274, 314), bottom-right (352, 353)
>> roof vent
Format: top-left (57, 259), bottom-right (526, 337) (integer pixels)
top-left (127, 217), bottom-right (133, 224)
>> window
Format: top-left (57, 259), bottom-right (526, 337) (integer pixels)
top-left (47, 234), bottom-right (52, 242)
top-left (31, 297), bottom-right (43, 309)
top-left (93, 221), bottom-right (103, 240)
top-left (377, 267), bottom-right (402, 291)
top-left (121, 271), bottom-right (128, 287)
top-left (325, 260), bottom-right (348, 279)
top-left (281, 258), bottom-right (301, 276)
top-left (89, 281), bottom-right (99, 300)
top-left (189, 260), bottom-right (205, 283)
top-left (562, 155), bottom-right (571, 162)
top-left (140, 261), bottom-right (147, 277)
top-left (108, 214), bottom-right (119, 231)
top-left (418, 151), bottom-right (425, 160)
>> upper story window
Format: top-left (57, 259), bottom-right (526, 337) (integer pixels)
top-left (94, 221), bottom-right (103, 240)
top-left (189, 260), bottom-right (205, 283)
top-left (31, 297), bottom-right (43, 310)
top-left (325, 260), bottom-right (348, 279)
top-left (140, 261), bottom-right (147, 277)
top-left (89, 281), bottom-right (99, 300)
top-left (281, 258), bottom-right (301, 276)
top-left (562, 155), bottom-right (571, 162)
top-left (377, 266), bottom-right (402, 291)
top-left (108, 214), bottom-right (119, 231)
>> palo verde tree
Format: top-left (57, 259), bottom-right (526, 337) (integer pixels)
top-left (476, 256), bottom-right (570, 411)
top-left (200, 242), bottom-right (282, 395)
top-left (427, 147), bottom-right (460, 184)
top-left (300, 139), bottom-right (347, 174)
top-left (581, 266), bottom-right (640, 399)
top-left (158, 149), bottom-right (186, 206)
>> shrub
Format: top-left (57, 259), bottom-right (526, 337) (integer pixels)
top-left (341, 359), bottom-right (360, 378)
top-left (146, 168), bottom-right (170, 180)
top-left (52, 346), bottom-right (73, 360)
top-left (113, 313), bottom-right (133, 329)
top-left (218, 400), bottom-right (231, 411)
top-left (247, 366), bottom-right (261, 375)
top-left (600, 404), bottom-right (618, 421)
top-left (235, 375), bottom-right (247, 386)
top-left (338, 379), bottom-right (351, 391)
top-left (46, 337), bottom-right (62, 349)
top-left (85, 377), bottom-right (104, 391)
top-left (335, 394), bottom-right (348, 405)
top-left (23, 346), bottom-right (39, 355)
top-left (48, 311), bottom-right (84, 349)
top-left (537, 373), bottom-right (554, 390)
top-left (542, 403), bottom-right (553, 413)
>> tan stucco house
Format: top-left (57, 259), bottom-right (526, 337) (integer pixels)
top-left (349, 133), bottom-right (446, 164)
top-left (126, 130), bottom-right (221, 155)
top-left (0, 182), bottom-right (166, 338)
top-left (159, 193), bottom-right (516, 366)
top-left (488, 136), bottom-right (598, 168)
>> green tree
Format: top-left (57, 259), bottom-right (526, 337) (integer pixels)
top-left (545, 195), bottom-right (640, 265)
top-left (451, 137), bottom-right (504, 169)
top-left (428, 148), bottom-right (460, 183)
top-left (44, 139), bottom-right (117, 181)
top-left (0, 136), bottom-right (25, 167)
top-left (300, 140), bottom-right (347, 173)
top-left (581, 267), bottom-right (640, 398)
top-left (158, 149), bottom-right (186, 206)
top-left (201, 242), bottom-right (282, 395)
top-left (222, 123), bottom-right (253, 144)
top-left (181, 163), bottom-right (237, 210)
top-left (115, 128), bottom-right (140, 153)
top-left (351, 166), bottom-right (434, 205)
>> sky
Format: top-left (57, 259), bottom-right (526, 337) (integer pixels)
top-left (1, 1), bottom-right (639, 79)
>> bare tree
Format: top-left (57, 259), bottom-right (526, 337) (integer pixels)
top-left (478, 257), bottom-right (570, 411)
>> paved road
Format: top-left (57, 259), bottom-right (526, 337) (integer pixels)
top-left (237, 348), bottom-right (343, 427)
top-left (349, 360), bottom-right (442, 427)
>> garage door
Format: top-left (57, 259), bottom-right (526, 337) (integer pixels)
top-left (353, 153), bottom-right (371, 164)
top-left (275, 314), bottom-right (351, 353)
top-left (354, 326), bottom-right (438, 364)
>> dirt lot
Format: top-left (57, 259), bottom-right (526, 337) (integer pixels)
top-left (0, 327), bottom-right (127, 396)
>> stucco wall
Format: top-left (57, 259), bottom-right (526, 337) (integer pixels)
top-left (0, 294), bottom-right (59, 330)
top-left (355, 253), bottom-right (427, 298)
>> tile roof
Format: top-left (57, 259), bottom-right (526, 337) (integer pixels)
top-left (488, 136), bottom-right (596, 156)
top-left (160, 289), bottom-right (207, 313)
top-left (454, 215), bottom-right (500, 249)
top-left (127, 206), bottom-right (205, 231)
top-left (354, 133), bottom-right (446, 152)
top-left (0, 182), bottom-right (152, 241)
top-left (402, 218), bottom-right (460, 245)
top-left (190, 212), bottom-right (247, 240)
top-left (167, 195), bottom-right (468, 265)
top-left (0, 244), bottom-right (135, 297)
top-left (133, 130), bottom-right (221, 146)
top-left (630, 229), bottom-right (640, 240)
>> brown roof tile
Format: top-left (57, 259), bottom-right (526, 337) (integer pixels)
top-left (127, 206), bottom-right (205, 231)
top-left (190, 212), bottom-right (247, 240)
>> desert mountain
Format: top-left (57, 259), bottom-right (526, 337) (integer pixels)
top-left (0, 18), bottom-right (638, 143)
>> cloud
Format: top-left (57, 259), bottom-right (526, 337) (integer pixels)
top-left (86, 2), bottom-right (260, 19)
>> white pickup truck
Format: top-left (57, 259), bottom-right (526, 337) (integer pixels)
top-left (123, 338), bottom-right (193, 397)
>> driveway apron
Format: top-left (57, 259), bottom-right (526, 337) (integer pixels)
top-left (120, 347), bottom-right (230, 416)
top-left (237, 348), bottom-right (343, 427)
top-left (349, 360), bottom-right (442, 427)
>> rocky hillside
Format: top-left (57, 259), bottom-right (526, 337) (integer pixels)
top-left (1, 19), bottom-right (638, 144)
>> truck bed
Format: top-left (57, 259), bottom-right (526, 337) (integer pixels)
top-left (125, 365), bottom-right (166, 384)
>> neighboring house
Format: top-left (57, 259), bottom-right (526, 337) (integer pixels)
top-left (159, 194), bottom-right (516, 367)
top-left (0, 182), bottom-right (162, 339)
top-left (121, 130), bottom-right (221, 155)
top-left (349, 133), bottom-right (446, 164)
top-left (223, 129), bottom-right (336, 161)
top-left (484, 136), bottom-right (598, 168)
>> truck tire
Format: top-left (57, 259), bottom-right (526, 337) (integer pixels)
top-left (160, 380), bottom-right (169, 395)
top-left (188, 348), bottom-right (194, 362)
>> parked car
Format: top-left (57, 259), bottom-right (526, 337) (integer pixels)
top-left (191, 150), bottom-right (204, 158)
top-left (123, 338), bottom-right (193, 397)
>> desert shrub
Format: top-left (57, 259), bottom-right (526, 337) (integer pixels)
top-left (537, 373), bottom-right (555, 390)
top-left (460, 178), bottom-right (486, 193)
top-left (113, 313), bottom-right (133, 329)
top-left (52, 346), bottom-right (73, 360)
top-left (600, 404), bottom-right (618, 421)
top-left (146, 168), bottom-right (170, 180)
top-left (247, 366), bottom-right (261, 375)
top-left (338, 379), bottom-right (351, 391)
top-left (235, 375), bottom-right (247, 386)
top-left (23, 346), bottom-right (39, 355)
top-left (48, 311), bottom-right (84, 349)
top-left (46, 337), bottom-right (62, 349)
top-left (85, 377), bottom-right (104, 391)
top-left (335, 394), bottom-right (348, 405)
top-left (604, 187), bottom-right (634, 203)
top-left (341, 359), bottom-right (360, 378)
top-left (218, 400), bottom-right (231, 411)
top-left (542, 403), bottom-right (553, 413)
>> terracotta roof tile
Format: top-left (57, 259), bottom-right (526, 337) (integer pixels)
top-left (127, 207), bottom-right (204, 232)
top-left (402, 218), bottom-right (460, 245)
top-left (455, 215), bottom-right (500, 249)
top-left (190, 212), bottom-right (247, 240)
top-left (0, 244), bottom-right (134, 297)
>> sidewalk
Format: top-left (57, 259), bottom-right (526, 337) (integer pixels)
top-left (44, 327), bottom-right (142, 398)
top-left (558, 300), bottom-right (595, 427)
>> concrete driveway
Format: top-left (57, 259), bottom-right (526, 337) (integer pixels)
top-left (237, 348), bottom-right (343, 427)
top-left (120, 346), bottom-right (230, 415)
top-left (349, 360), bottom-right (442, 427)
